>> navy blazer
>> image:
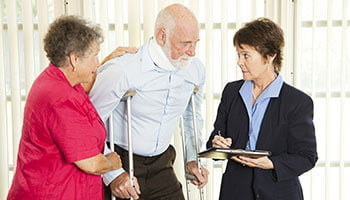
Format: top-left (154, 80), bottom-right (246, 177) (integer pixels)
top-left (207, 80), bottom-right (318, 200)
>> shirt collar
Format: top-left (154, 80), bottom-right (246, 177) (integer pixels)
top-left (47, 63), bottom-right (85, 92)
top-left (239, 73), bottom-right (283, 100)
top-left (140, 40), bottom-right (156, 72)
top-left (262, 73), bottom-right (283, 98)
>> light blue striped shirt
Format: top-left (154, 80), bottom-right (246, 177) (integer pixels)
top-left (239, 74), bottom-right (283, 150)
top-left (90, 39), bottom-right (205, 185)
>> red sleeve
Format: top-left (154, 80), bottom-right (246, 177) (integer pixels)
top-left (48, 96), bottom-right (105, 163)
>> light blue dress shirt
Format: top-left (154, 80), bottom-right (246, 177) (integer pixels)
top-left (89, 39), bottom-right (205, 185)
top-left (239, 74), bottom-right (283, 150)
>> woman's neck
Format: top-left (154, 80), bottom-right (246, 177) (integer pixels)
top-left (252, 72), bottom-right (277, 101)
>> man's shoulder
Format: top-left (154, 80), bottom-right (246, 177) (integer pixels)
top-left (184, 57), bottom-right (205, 76)
top-left (180, 58), bottom-right (205, 85)
top-left (189, 57), bottom-right (205, 69)
top-left (105, 50), bottom-right (142, 68)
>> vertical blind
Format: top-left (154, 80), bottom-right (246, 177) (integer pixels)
top-left (1, 0), bottom-right (349, 199)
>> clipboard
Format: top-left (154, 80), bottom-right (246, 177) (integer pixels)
top-left (198, 147), bottom-right (272, 160)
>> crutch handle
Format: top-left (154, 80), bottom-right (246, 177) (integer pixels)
top-left (192, 87), bottom-right (199, 94)
top-left (121, 90), bottom-right (136, 100)
top-left (185, 171), bottom-right (197, 180)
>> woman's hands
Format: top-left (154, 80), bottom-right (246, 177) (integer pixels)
top-left (230, 155), bottom-right (274, 169)
top-left (74, 152), bottom-right (122, 175)
top-left (212, 135), bottom-right (274, 169)
top-left (212, 135), bottom-right (232, 148)
top-left (100, 46), bottom-right (138, 66)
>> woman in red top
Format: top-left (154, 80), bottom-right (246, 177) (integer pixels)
top-left (7, 15), bottom-right (136, 200)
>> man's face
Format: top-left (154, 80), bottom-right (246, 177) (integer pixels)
top-left (162, 25), bottom-right (200, 68)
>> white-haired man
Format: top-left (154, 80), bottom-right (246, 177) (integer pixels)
top-left (90, 4), bottom-right (208, 200)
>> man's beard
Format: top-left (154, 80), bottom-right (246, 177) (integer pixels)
top-left (162, 40), bottom-right (192, 68)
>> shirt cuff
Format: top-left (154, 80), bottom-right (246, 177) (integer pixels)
top-left (186, 145), bottom-right (197, 162)
top-left (103, 168), bottom-right (125, 185)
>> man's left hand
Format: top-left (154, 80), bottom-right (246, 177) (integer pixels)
top-left (186, 161), bottom-right (209, 188)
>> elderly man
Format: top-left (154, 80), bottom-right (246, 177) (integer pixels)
top-left (90, 3), bottom-right (208, 200)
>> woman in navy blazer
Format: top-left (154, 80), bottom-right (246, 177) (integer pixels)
top-left (207, 18), bottom-right (318, 200)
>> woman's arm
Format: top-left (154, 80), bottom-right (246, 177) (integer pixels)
top-left (82, 47), bottom-right (138, 93)
top-left (74, 152), bottom-right (122, 175)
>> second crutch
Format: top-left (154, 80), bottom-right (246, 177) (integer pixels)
top-left (121, 90), bottom-right (136, 200)
top-left (180, 86), bottom-right (205, 200)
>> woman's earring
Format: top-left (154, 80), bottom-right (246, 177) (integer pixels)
top-left (73, 67), bottom-right (77, 72)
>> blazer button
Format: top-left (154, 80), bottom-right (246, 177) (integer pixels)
top-left (256, 194), bottom-right (260, 199)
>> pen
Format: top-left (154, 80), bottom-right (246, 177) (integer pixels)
top-left (218, 130), bottom-right (221, 137)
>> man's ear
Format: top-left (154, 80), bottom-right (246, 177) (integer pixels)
top-left (155, 28), bottom-right (167, 46)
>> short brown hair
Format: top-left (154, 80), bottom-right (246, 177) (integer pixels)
top-left (233, 18), bottom-right (285, 72)
top-left (43, 15), bottom-right (103, 67)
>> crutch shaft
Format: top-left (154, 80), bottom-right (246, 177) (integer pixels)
top-left (126, 96), bottom-right (134, 189)
top-left (121, 90), bottom-right (136, 200)
top-left (180, 117), bottom-right (191, 200)
top-left (190, 87), bottom-right (205, 200)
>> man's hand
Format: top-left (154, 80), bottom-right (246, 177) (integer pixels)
top-left (186, 161), bottom-right (209, 188)
top-left (110, 172), bottom-right (141, 199)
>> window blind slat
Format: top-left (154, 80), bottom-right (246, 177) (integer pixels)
top-left (0, 3), bottom-right (9, 199)
top-left (293, 0), bottom-right (301, 86)
top-left (128, 0), bottom-right (141, 46)
top-left (204, 2), bottom-right (214, 198)
top-left (54, 0), bottom-right (65, 18)
top-left (7, 0), bottom-right (22, 166)
top-left (143, 0), bottom-right (155, 43)
top-left (22, 0), bottom-right (35, 92)
top-left (99, 0), bottom-right (109, 57)
top-left (220, 0), bottom-right (228, 88)
top-left (83, 0), bottom-right (93, 20)
top-left (205, 2), bottom-right (214, 199)
top-left (325, 0), bottom-right (334, 199)
top-left (311, 0), bottom-right (316, 97)
top-left (339, 1), bottom-right (347, 199)
top-left (188, 0), bottom-right (198, 17)
top-left (66, 0), bottom-right (81, 16)
top-left (309, 1), bottom-right (317, 199)
top-left (205, 0), bottom-right (213, 135)
top-left (235, 0), bottom-right (243, 77)
top-left (37, 0), bottom-right (49, 70)
top-left (114, 0), bottom-right (124, 47)
top-left (157, 0), bottom-right (171, 11)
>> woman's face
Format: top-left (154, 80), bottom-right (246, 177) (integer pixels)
top-left (76, 42), bottom-right (100, 84)
top-left (236, 44), bottom-right (272, 81)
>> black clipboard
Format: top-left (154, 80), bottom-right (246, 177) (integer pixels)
top-left (198, 147), bottom-right (272, 160)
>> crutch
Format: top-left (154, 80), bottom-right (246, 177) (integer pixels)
top-left (108, 111), bottom-right (116, 200)
top-left (121, 90), bottom-right (136, 200)
top-left (180, 117), bottom-right (191, 200)
top-left (180, 86), bottom-right (205, 200)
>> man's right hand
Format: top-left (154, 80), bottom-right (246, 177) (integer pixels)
top-left (110, 172), bottom-right (141, 199)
